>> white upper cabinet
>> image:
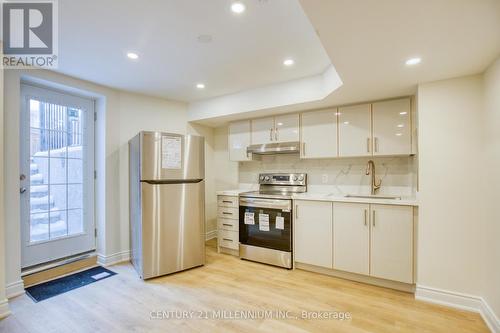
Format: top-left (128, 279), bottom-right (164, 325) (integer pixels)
top-left (251, 117), bottom-right (275, 145)
top-left (372, 98), bottom-right (411, 156)
top-left (370, 204), bottom-right (414, 283)
top-left (294, 200), bottom-right (333, 269)
top-left (338, 104), bottom-right (372, 157)
top-left (333, 202), bottom-right (370, 275)
top-left (275, 114), bottom-right (299, 143)
top-left (300, 109), bottom-right (338, 159)
top-left (228, 120), bottom-right (252, 161)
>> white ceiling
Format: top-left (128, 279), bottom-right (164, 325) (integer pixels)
top-left (298, 0), bottom-right (500, 107)
top-left (56, 0), bottom-right (331, 101)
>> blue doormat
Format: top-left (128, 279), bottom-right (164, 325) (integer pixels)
top-left (25, 266), bottom-right (116, 302)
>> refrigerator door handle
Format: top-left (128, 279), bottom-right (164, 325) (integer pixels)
top-left (142, 179), bottom-right (203, 185)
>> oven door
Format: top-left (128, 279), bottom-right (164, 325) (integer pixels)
top-left (239, 197), bottom-right (292, 252)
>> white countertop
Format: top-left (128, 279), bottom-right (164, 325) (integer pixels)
top-left (291, 193), bottom-right (418, 206)
top-left (217, 189), bottom-right (418, 206)
top-left (216, 189), bottom-right (253, 196)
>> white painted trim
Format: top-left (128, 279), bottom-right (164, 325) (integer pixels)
top-left (96, 250), bottom-right (130, 267)
top-left (416, 285), bottom-right (500, 333)
top-left (6, 280), bottom-right (25, 299)
top-left (0, 299), bottom-right (11, 319)
top-left (205, 230), bottom-right (217, 241)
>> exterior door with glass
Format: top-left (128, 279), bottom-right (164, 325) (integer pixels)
top-left (20, 84), bottom-right (95, 268)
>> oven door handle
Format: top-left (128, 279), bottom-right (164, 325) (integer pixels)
top-left (239, 198), bottom-right (292, 211)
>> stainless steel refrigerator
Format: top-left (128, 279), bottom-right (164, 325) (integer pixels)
top-left (129, 131), bottom-right (205, 279)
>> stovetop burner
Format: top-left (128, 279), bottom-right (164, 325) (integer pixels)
top-left (240, 173), bottom-right (307, 200)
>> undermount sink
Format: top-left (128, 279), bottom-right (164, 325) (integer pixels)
top-left (344, 194), bottom-right (402, 200)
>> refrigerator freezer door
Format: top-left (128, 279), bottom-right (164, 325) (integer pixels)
top-left (140, 132), bottom-right (204, 181)
top-left (138, 180), bottom-right (205, 279)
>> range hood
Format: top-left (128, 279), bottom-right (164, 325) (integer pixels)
top-left (246, 141), bottom-right (300, 155)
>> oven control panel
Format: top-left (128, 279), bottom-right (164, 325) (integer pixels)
top-left (258, 173), bottom-right (307, 186)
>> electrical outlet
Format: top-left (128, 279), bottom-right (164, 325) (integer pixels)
top-left (322, 174), bottom-right (329, 184)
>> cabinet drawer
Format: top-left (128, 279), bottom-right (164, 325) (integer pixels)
top-left (218, 218), bottom-right (239, 232)
top-left (217, 195), bottom-right (238, 208)
top-left (218, 230), bottom-right (239, 250)
top-left (217, 207), bottom-right (239, 219)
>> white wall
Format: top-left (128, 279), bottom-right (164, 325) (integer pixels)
top-left (3, 69), bottom-right (215, 290)
top-left (483, 57), bottom-right (500, 319)
top-left (417, 70), bottom-right (500, 329)
top-left (0, 65), bottom-right (11, 317)
top-left (417, 75), bottom-right (485, 295)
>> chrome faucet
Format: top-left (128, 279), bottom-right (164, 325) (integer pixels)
top-left (365, 160), bottom-right (382, 195)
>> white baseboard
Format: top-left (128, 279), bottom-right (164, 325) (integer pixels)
top-left (416, 285), bottom-right (500, 333)
top-left (97, 250), bottom-right (131, 267)
top-left (6, 280), bottom-right (25, 299)
top-left (0, 299), bottom-right (11, 319)
top-left (205, 230), bottom-right (217, 241)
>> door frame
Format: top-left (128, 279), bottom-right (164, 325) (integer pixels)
top-left (20, 83), bottom-right (96, 268)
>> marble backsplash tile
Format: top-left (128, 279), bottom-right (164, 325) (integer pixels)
top-left (238, 154), bottom-right (417, 197)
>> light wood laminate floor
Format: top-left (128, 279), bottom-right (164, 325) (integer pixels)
top-left (0, 240), bottom-right (489, 333)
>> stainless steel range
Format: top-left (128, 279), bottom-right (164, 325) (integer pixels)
top-left (239, 173), bottom-right (307, 269)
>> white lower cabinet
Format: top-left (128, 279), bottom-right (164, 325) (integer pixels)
top-left (370, 204), bottom-right (414, 283)
top-left (333, 202), bottom-right (370, 275)
top-left (295, 200), bottom-right (414, 285)
top-left (217, 195), bottom-right (239, 255)
top-left (294, 200), bottom-right (333, 268)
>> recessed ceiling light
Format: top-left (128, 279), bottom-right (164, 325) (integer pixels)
top-left (397, 124), bottom-right (404, 128)
top-left (231, 2), bottom-right (246, 14)
top-left (127, 52), bottom-right (139, 60)
top-left (396, 133), bottom-right (403, 136)
top-left (283, 58), bottom-right (295, 66)
top-left (405, 57), bottom-right (421, 66)
top-left (400, 111), bottom-right (408, 115)
top-left (196, 83), bottom-right (205, 89)
top-left (343, 121), bottom-right (350, 125)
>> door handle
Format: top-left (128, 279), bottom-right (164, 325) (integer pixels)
top-left (302, 142), bottom-right (305, 156)
top-left (374, 137), bottom-right (379, 153)
top-left (20, 187), bottom-right (27, 194)
top-left (372, 210), bottom-right (376, 227)
top-left (367, 138), bottom-right (371, 153)
top-left (275, 127), bottom-right (278, 141)
top-left (269, 128), bottom-right (273, 141)
top-left (364, 209), bottom-right (368, 226)
top-left (295, 205), bottom-right (298, 219)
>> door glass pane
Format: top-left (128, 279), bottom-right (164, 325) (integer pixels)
top-left (50, 211), bottom-right (67, 239)
top-left (68, 184), bottom-right (82, 209)
top-left (49, 130), bottom-right (67, 158)
top-left (28, 97), bottom-right (87, 243)
top-left (68, 209), bottom-right (83, 235)
top-left (49, 158), bottom-right (67, 185)
top-left (30, 212), bottom-right (49, 242)
top-left (68, 159), bottom-right (83, 183)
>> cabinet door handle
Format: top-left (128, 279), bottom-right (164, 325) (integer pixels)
top-left (270, 128), bottom-right (273, 141)
top-left (275, 127), bottom-right (278, 141)
top-left (367, 138), bottom-right (371, 153)
top-left (295, 205), bottom-right (298, 219)
top-left (302, 142), bottom-right (306, 156)
top-left (374, 137), bottom-right (379, 153)
top-left (372, 210), bottom-right (376, 227)
top-left (222, 223), bottom-right (233, 227)
top-left (364, 209), bottom-right (368, 226)
top-left (222, 200), bottom-right (233, 203)
top-left (223, 238), bottom-right (233, 242)
top-left (222, 212), bottom-right (233, 215)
